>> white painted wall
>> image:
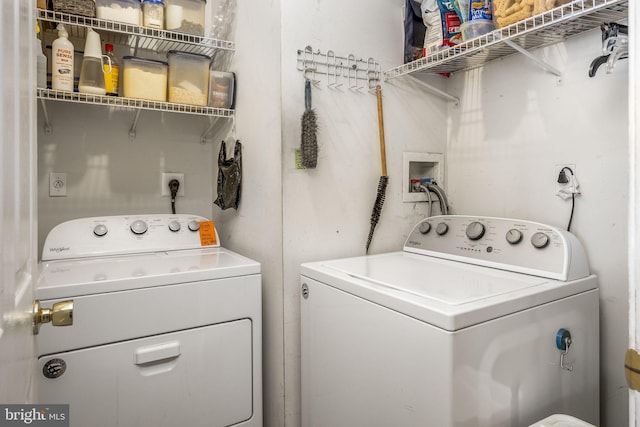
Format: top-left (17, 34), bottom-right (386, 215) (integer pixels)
top-left (213, 0), bottom-right (284, 426)
top-left (280, 0), bottom-right (447, 425)
top-left (446, 30), bottom-right (629, 426)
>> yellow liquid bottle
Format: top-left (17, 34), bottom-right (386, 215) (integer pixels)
top-left (104, 43), bottom-right (120, 96)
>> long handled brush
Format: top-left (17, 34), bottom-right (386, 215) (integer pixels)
top-left (300, 79), bottom-right (318, 168)
top-left (365, 85), bottom-right (388, 254)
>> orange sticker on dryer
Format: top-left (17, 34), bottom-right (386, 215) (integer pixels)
top-left (199, 221), bottom-right (217, 246)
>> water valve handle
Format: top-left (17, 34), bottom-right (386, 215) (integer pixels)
top-left (556, 328), bottom-right (572, 351)
top-left (556, 328), bottom-right (573, 371)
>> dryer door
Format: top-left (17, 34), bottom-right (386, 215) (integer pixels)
top-left (38, 319), bottom-right (255, 427)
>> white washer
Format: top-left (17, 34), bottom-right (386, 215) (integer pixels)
top-left (301, 215), bottom-right (599, 427)
top-left (36, 214), bottom-right (262, 427)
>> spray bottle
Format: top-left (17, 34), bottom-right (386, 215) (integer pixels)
top-left (52, 24), bottom-right (74, 91)
top-left (35, 21), bottom-right (47, 88)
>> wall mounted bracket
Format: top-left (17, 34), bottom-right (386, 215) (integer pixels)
top-left (407, 75), bottom-right (459, 106)
top-left (129, 110), bottom-right (142, 140)
top-left (297, 46), bottom-right (381, 93)
top-left (39, 98), bottom-right (53, 134)
top-left (503, 40), bottom-right (563, 84)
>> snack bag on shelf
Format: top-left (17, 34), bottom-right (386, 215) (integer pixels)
top-left (493, 0), bottom-right (571, 28)
top-left (422, 0), bottom-right (463, 54)
top-left (469, 0), bottom-right (493, 21)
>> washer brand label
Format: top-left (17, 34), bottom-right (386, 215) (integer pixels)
top-left (48, 247), bottom-right (70, 254)
top-left (0, 405), bottom-right (68, 426)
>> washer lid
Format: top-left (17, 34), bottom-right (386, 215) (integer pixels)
top-left (301, 252), bottom-right (597, 331)
top-left (38, 247), bottom-right (260, 300)
top-left (528, 414), bottom-right (595, 427)
top-left (324, 252), bottom-right (546, 305)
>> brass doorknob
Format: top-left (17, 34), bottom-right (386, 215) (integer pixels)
top-left (33, 299), bottom-right (73, 335)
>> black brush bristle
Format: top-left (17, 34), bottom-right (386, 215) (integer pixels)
top-left (366, 175), bottom-right (389, 253)
top-left (301, 108), bottom-right (318, 168)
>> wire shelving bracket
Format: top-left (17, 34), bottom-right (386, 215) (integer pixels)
top-left (296, 46), bottom-right (381, 93)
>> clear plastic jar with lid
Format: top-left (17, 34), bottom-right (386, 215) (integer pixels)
top-left (165, 0), bottom-right (205, 36)
top-left (142, 0), bottom-right (165, 29)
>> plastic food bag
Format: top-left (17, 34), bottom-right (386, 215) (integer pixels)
top-left (421, 0), bottom-right (462, 54)
top-left (469, 0), bottom-right (493, 21)
top-left (214, 140), bottom-right (242, 210)
top-left (404, 0), bottom-right (427, 63)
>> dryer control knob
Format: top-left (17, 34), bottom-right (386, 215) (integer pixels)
top-left (188, 220), bottom-right (200, 232)
top-left (418, 222), bottom-right (431, 234)
top-left (93, 224), bottom-right (108, 237)
top-left (130, 220), bottom-right (148, 235)
top-left (531, 232), bottom-right (550, 249)
top-left (465, 221), bottom-right (485, 240)
top-left (435, 222), bottom-right (449, 236)
top-left (168, 221), bottom-right (181, 232)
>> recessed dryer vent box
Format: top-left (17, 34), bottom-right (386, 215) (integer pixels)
top-left (403, 152), bottom-right (444, 203)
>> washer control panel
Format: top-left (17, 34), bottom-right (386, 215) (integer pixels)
top-left (42, 214), bottom-right (219, 261)
top-left (404, 215), bottom-right (590, 281)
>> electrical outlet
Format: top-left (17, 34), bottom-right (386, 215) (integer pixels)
top-left (555, 164), bottom-right (576, 196)
top-left (161, 173), bottom-right (185, 196)
top-left (49, 172), bottom-right (67, 197)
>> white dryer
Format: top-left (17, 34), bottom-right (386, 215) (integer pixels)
top-left (36, 214), bottom-right (262, 427)
top-left (301, 215), bottom-right (599, 427)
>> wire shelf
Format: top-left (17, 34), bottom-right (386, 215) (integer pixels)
top-left (384, 0), bottom-right (628, 79)
top-left (38, 89), bottom-right (235, 118)
top-left (37, 8), bottom-right (234, 56)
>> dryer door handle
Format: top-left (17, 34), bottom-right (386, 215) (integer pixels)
top-left (134, 341), bottom-right (181, 365)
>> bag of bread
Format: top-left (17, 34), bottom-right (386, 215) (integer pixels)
top-left (493, 0), bottom-right (571, 28)
top-left (421, 0), bottom-right (462, 54)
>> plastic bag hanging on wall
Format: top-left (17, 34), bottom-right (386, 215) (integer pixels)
top-left (214, 140), bottom-right (242, 210)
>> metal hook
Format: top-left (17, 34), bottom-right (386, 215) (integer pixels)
top-left (303, 67), bottom-right (321, 85)
top-left (326, 50), bottom-right (342, 88)
top-left (347, 54), bottom-right (363, 91)
top-left (366, 57), bottom-right (380, 93)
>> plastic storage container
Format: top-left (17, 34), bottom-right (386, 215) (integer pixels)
top-left (167, 51), bottom-right (210, 106)
top-left (460, 19), bottom-right (495, 40)
top-left (165, 0), bottom-right (206, 36)
top-left (96, 0), bottom-right (142, 26)
top-left (208, 71), bottom-right (234, 109)
top-left (142, 0), bottom-right (165, 29)
top-left (492, 0), bottom-right (572, 28)
top-left (53, 0), bottom-right (96, 17)
top-left (122, 56), bottom-right (168, 101)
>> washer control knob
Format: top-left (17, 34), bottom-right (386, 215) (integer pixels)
top-left (505, 229), bottom-right (523, 244)
top-left (435, 222), bottom-right (449, 236)
top-left (93, 224), bottom-right (108, 237)
top-left (168, 221), bottom-right (181, 232)
top-left (130, 220), bottom-right (148, 235)
top-left (465, 221), bottom-right (485, 240)
top-left (531, 232), bottom-right (550, 249)
top-left (418, 222), bottom-right (431, 234)
top-left (188, 220), bottom-right (200, 232)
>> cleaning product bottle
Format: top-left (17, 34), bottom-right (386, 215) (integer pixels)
top-left (103, 43), bottom-right (119, 96)
top-left (79, 28), bottom-right (109, 95)
top-left (51, 24), bottom-right (74, 91)
top-left (35, 21), bottom-right (47, 89)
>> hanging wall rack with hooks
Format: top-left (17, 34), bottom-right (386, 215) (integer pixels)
top-left (296, 46), bottom-right (381, 93)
